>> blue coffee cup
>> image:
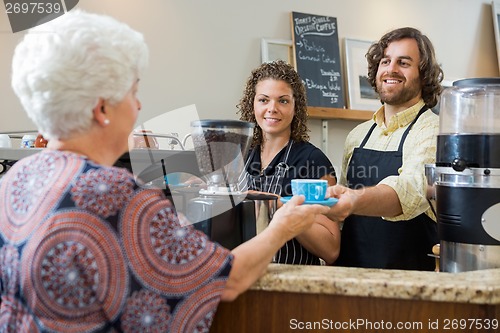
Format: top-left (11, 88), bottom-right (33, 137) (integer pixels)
top-left (291, 179), bottom-right (328, 201)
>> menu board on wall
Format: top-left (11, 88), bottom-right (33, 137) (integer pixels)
top-left (290, 12), bottom-right (345, 108)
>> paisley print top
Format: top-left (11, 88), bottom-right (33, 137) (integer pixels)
top-left (0, 150), bottom-right (233, 333)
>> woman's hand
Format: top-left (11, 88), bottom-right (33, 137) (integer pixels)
top-left (267, 195), bottom-right (330, 241)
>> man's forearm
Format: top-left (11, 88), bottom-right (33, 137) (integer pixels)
top-left (352, 184), bottom-right (403, 217)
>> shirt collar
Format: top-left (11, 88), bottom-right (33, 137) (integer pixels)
top-left (372, 99), bottom-right (426, 133)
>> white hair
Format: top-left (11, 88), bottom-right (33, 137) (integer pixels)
top-left (11, 10), bottom-right (149, 140)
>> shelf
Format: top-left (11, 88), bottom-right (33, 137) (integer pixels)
top-left (308, 107), bottom-right (374, 121)
top-left (0, 147), bottom-right (42, 161)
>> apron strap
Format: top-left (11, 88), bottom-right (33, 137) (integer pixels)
top-left (359, 123), bottom-right (377, 149)
top-left (397, 105), bottom-right (429, 152)
top-left (238, 139), bottom-right (294, 195)
top-left (237, 147), bottom-right (257, 190)
top-left (269, 139), bottom-right (293, 194)
top-left (359, 105), bottom-right (429, 151)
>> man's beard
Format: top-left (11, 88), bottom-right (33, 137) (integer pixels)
top-left (376, 75), bottom-right (421, 105)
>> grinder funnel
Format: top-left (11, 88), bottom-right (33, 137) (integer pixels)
top-left (190, 119), bottom-right (254, 193)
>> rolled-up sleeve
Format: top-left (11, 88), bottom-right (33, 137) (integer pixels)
top-left (380, 112), bottom-right (439, 221)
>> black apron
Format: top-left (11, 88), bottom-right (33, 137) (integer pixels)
top-left (239, 140), bottom-right (322, 265)
top-left (239, 140), bottom-right (293, 195)
top-left (336, 106), bottom-right (438, 271)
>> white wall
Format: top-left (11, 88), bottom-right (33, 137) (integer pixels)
top-left (1, 0), bottom-right (498, 173)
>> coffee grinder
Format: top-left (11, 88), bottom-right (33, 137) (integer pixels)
top-left (434, 78), bottom-right (500, 272)
top-left (187, 119), bottom-right (277, 249)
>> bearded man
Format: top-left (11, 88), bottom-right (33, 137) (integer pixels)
top-left (325, 27), bottom-right (443, 271)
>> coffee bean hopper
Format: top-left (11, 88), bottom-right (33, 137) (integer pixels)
top-left (187, 119), bottom-right (277, 249)
top-left (433, 78), bottom-right (500, 272)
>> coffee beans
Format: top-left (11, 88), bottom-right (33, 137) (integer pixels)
top-left (192, 129), bottom-right (251, 175)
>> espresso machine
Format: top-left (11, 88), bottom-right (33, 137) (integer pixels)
top-left (187, 120), bottom-right (277, 249)
top-left (433, 78), bottom-right (500, 272)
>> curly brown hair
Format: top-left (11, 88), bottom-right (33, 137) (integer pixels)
top-left (366, 27), bottom-right (444, 109)
top-left (236, 60), bottom-right (309, 148)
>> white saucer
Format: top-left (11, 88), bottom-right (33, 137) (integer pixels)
top-left (280, 196), bottom-right (338, 207)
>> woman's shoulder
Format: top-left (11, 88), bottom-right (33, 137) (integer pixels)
top-left (292, 140), bottom-right (319, 152)
top-left (50, 150), bottom-right (139, 186)
top-left (293, 141), bottom-right (327, 156)
top-left (290, 141), bottom-right (332, 165)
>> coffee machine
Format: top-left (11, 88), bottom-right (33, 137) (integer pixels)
top-left (186, 120), bottom-right (277, 249)
top-left (433, 78), bottom-right (500, 272)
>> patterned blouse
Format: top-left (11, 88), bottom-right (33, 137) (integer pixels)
top-left (0, 150), bottom-right (233, 333)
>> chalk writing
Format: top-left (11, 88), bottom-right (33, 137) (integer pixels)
top-left (291, 12), bottom-right (345, 108)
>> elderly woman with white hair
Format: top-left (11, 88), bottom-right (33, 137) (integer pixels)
top-left (0, 10), bottom-right (328, 333)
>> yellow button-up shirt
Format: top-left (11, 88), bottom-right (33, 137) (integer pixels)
top-left (339, 100), bottom-right (438, 221)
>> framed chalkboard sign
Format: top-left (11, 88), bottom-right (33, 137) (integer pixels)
top-left (290, 12), bottom-right (345, 108)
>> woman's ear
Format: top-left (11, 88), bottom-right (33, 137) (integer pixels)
top-left (93, 99), bottom-right (110, 126)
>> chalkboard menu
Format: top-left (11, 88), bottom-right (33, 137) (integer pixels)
top-left (291, 12), bottom-right (345, 108)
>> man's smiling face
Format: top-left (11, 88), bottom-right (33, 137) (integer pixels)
top-left (376, 38), bottom-right (423, 107)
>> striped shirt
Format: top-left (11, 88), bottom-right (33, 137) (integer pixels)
top-left (340, 99), bottom-right (438, 222)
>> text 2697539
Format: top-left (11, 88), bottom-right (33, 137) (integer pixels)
top-left (441, 318), bottom-right (498, 330)
top-left (5, 2), bottom-right (62, 14)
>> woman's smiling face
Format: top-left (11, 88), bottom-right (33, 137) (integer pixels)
top-left (253, 79), bottom-right (295, 139)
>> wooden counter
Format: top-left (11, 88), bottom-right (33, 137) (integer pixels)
top-left (210, 264), bottom-right (500, 332)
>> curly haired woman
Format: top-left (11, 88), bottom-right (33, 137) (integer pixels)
top-left (237, 60), bottom-right (340, 265)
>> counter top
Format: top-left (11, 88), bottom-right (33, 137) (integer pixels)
top-left (251, 264), bottom-right (500, 305)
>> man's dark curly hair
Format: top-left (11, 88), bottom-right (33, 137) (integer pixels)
top-left (366, 27), bottom-right (444, 109)
top-left (236, 60), bottom-right (309, 148)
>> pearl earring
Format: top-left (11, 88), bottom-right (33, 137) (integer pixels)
top-left (103, 119), bottom-right (110, 125)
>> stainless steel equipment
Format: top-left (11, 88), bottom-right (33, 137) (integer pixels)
top-left (433, 78), bottom-right (500, 272)
top-left (187, 120), bottom-right (277, 249)
top-left (425, 163), bottom-right (437, 214)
